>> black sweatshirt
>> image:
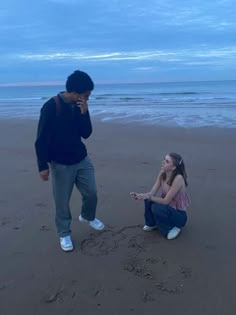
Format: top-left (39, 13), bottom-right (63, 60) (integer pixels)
top-left (35, 94), bottom-right (92, 172)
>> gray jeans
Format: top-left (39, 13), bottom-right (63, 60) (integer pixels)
top-left (50, 156), bottom-right (97, 237)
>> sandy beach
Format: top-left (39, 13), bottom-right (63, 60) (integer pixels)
top-left (0, 119), bottom-right (236, 315)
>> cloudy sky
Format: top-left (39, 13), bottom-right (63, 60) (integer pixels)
top-left (0, 0), bottom-right (235, 84)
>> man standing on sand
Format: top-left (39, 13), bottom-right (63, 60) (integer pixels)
top-left (35, 70), bottom-right (104, 252)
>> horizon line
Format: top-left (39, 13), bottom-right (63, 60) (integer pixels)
top-left (0, 78), bottom-right (235, 87)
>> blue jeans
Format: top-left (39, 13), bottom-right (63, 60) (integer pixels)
top-left (50, 156), bottom-right (97, 237)
top-left (144, 199), bottom-right (187, 237)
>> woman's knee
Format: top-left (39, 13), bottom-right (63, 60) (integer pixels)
top-left (144, 199), bottom-right (153, 208)
top-left (152, 203), bottom-right (169, 217)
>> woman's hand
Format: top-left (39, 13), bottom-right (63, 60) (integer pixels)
top-left (130, 192), bottom-right (150, 200)
top-left (130, 192), bottom-right (138, 200)
top-left (137, 193), bottom-right (151, 200)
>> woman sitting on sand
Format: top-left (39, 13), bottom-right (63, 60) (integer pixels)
top-left (130, 152), bottom-right (190, 240)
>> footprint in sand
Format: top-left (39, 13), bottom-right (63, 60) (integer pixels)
top-left (42, 280), bottom-right (79, 304)
top-left (40, 225), bottom-right (52, 232)
top-left (44, 289), bottom-right (65, 304)
top-left (1, 215), bottom-right (24, 229)
top-left (0, 280), bottom-right (15, 291)
top-left (0, 217), bottom-right (11, 227)
top-left (13, 226), bottom-right (20, 230)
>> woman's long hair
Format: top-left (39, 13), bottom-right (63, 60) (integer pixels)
top-left (162, 152), bottom-right (188, 186)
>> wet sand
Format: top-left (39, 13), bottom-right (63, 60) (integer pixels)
top-left (0, 119), bottom-right (236, 315)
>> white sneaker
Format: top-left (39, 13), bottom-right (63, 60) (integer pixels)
top-left (167, 227), bottom-right (181, 240)
top-left (60, 236), bottom-right (74, 251)
top-left (143, 225), bottom-right (157, 232)
top-left (79, 215), bottom-right (105, 231)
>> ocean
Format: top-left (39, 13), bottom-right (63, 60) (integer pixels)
top-left (0, 80), bottom-right (236, 128)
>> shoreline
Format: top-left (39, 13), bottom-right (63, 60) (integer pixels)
top-left (1, 116), bottom-right (236, 130)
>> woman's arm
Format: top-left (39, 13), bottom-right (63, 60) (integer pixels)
top-left (150, 175), bottom-right (184, 205)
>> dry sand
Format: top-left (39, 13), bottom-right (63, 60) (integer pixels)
top-left (0, 119), bottom-right (236, 315)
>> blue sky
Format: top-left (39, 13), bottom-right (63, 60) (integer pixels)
top-left (0, 0), bottom-right (236, 84)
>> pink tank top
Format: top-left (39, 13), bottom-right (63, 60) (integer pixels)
top-left (160, 181), bottom-right (190, 211)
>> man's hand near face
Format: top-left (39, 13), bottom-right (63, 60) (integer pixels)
top-left (77, 97), bottom-right (88, 114)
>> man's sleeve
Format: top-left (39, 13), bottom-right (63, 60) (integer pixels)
top-left (78, 111), bottom-right (93, 139)
top-left (35, 101), bottom-right (54, 172)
